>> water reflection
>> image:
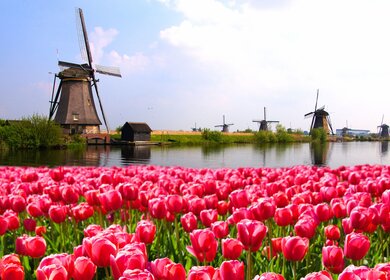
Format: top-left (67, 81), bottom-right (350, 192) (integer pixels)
top-left (2, 142), bottom-right (390, 168)
top-left (310, 142), bottom-right (329, 166)
top-left (120, 146), bottom-right (151, 165)
top-left (381, 141), bottom-right (388, 155)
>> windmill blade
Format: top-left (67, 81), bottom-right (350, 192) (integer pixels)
top-left (252, 119), bottom-right (262, 122)
top-left (76, 8), bottom-right (93, 67)
top-left (92, 81), bottom-right (110, 133)
top-left (215, 125), bottom-right (224, 127)
top-left (263, 107), bottom-right (267, 121)
top-left (327, 116), bottom-right (334, 135)
top-left (58, 60), bottom-right (92, 71)
top-left (49, 79), bottom-right (63, 120)
top-left (95, 64), bottom-right (122, 77)
top-left (304, 112), bottom-right (314, 118)
top-left (227, 123), bottom-right (234, 126)
top-left (317, 105), bottom-right (325, 111)
top-left (314, 89), bottom-right (319, 112)
top-left (267, 121), bottom-right (279, 123)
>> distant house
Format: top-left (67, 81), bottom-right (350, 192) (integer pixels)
top-left (336, 128), bottom-right (370, 137)
top-left (121, 122), bottom-right (152, 142)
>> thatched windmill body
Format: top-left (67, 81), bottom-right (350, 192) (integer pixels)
top-left (49, 8), bottom-right (121, 135)
top-left (253, 107), bottom-right (279, 131)
top-left (304, 89), bottom-right (334, 134)
top-left (378, 115), bottom-right (389, 138)
top-left (215, 115), bottom-right (233, 132)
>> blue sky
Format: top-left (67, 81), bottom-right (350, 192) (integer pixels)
top-left (1, 0), bottom-right (390, 132)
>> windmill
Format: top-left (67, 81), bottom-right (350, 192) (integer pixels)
top-left (304, 89), bottom-right (334, 134)
top-left (378, 115), bottom-right (389, 138)
top-left (49, 8), bottom-right (121, 135)
top-left (252, 107), bottom-right (279, 131)
top-left (215, 115), bottom-right (233, 132)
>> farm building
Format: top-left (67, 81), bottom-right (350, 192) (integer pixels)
top-left (121, 122), bottom-right (152, 142)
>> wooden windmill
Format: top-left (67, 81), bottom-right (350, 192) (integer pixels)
top-left (304, 89), bottom-right (334, 134)
top-left (252, 107), bottom-right (279, 131)
top-left (49, 8), bottom-right (121, 135)
top-left (215, 115), bottom-right (233, 132)
top-left (378, 115), bottom-right (389, 138)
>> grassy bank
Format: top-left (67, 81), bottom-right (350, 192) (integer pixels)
top-left (150, 126), bottom-right (311, 145)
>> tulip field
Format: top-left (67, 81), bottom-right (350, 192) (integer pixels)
top-left (1, 164), bottom-right (390, 279)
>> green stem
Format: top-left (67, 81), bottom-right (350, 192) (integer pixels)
top-left (292, 261), bottom-right (297, 280)
top-left (174, 216), bottom-right (181, 262)
top-left (246, 249), bottom-right (252, 280)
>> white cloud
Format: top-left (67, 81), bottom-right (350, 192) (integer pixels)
top-left (89, 26), bottom-right (119, 64)
top-left (156, 0), bottom-right (390, 131)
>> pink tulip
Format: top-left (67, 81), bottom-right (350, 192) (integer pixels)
top-left (237, 219), bottom-right (267, 252)
top-left (72, 256), bottom-right (96, 280)
top-left (281, 236), bottom-right (309, 261)
top-left (186, 229), bottom-right (218, 263)
top-left (344, 232), bottom-right (370, 261)
top-left (135, 220), bottom-right (156, 244)
top-left (222, 238), bottom-right (243, 260)
top-left (219, 260), bottom-right (244, 280)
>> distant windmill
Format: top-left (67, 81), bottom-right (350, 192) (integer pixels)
top-left (378, 115), bottom-right (389, 138)
top-left (49, 8), bottom-right (121, 135)
top-left (191, 123), bottom-right (200, 132)
top-left (215, 115), bottom-right (233, 132)
top-left (252, 107), bottom-right (279, 131)
top-left (304, 89), bottom-right (334, 134)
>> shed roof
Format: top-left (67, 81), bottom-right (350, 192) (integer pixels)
top-left (122, 122), bottom-right (152, 133)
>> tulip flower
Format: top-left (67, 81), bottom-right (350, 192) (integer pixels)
top-left (300, 270), bottom-right (332, 280)
top-left (72, 256), bottom-right (96, 280)
top-left (135, 220), bottom-right (156, 244)
top-left (229, 189), bottom-right (249, 208)
top-left (344, 232), bottom-right (370, 261)
top-left (281, 236), bottom-right (309, 262)
top-left (0, 216), bottom-right (8, 235)
top-left (149, 258), bottom-right (173, 279)
top-left (200, 209), bottom-right (218, 227)
top-left (294, 217), bottom-right (318, 239)
top-left (0, 254), bottom-right (24, 280)
top-left (222, 238), bottom-right (243, 260)
top-left (186, 229), bottom-right (218, 263)
top-left (84, 236), bottom-right (117, 267)
top-left (219, 260), bottom-right (244, 280)
top-left (165, 262), bottom-right (186, 280)
top-left (48, 205), bottom-right (68, 224)
top-left (237, 219), bottom-right (267, 252)
top-left (250, 197), bottom-right (276, 221)
top-left (211, 221), bottom-right (229, 239)
top-left (187, 266), bottom-right (216, 280)
top-left (324, 225), bottom-right (341, 240)
top-left (99, 189), bottom-right (123, 213)
top-left (36, 264), bottom-right (68, 280)
top-left (322, 245), bottom-right (345, 274)
top-left (180, 212), bottom-right (198, 233)
top-left (350, 206), bottom-right (372, 231)
top-left (253, 272), bottom-right (285, 280)
top-left (25, 235), bottom-right (46, 258)
top-left (166, 194), bottom-right (185, 214)
top-left (274, 207), bottom-right (293, 227)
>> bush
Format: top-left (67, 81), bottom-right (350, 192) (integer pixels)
top-left (311, 128), bottom-right (327, 143)
top-left (0, 114), bottom-right (63, 149)
top-left (201, 129), bottom-right (222, 142)
top-left (275, 125), bottom-right (294, 143)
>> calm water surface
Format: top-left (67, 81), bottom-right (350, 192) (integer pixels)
top-left (1, 142), bottom-right (390, 168)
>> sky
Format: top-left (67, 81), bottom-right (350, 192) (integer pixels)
top-left (1, 0), bottom-right (390, 133)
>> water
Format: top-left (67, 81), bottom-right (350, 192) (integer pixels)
top-left (1, 141), bottom-right (390, 168)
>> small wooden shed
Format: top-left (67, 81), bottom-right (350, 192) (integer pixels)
top-left (121, 122), bottom-right (152, 142)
